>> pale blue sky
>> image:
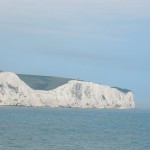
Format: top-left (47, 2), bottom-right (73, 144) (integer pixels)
top-left (0, 0), bottom-right (150, 108)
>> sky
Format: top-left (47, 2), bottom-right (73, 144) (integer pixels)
top-left (0, 0), bottom-right (150, 108)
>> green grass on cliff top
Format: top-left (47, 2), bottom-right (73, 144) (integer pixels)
top-left (17, 74), bottom-right (73, 91)
top-left (0, 71), bottom-right (131, 93)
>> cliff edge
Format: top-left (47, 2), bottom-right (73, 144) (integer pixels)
top-left (0, 72), bottom-right (135, 108)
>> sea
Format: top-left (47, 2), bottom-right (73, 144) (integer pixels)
top-left (0, 107), bottom-right (150, 150)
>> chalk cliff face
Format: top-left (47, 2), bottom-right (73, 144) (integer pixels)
top-left (0, 72), bottom-right (135, 108)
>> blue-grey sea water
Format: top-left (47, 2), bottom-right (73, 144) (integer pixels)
top-left (0, 107), bottom-right (150, 150)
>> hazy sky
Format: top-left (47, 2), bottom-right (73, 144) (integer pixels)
top-left (0, 0), bottom-right (150, 108)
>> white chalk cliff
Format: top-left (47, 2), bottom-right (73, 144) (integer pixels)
top-left (0, 72), bottom-right (135, 108)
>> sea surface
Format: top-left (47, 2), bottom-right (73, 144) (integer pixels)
top-left (0, 107), bottom-right (150, 150)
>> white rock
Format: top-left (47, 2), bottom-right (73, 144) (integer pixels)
top-left (0, 72), bottom-right (135, 108)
